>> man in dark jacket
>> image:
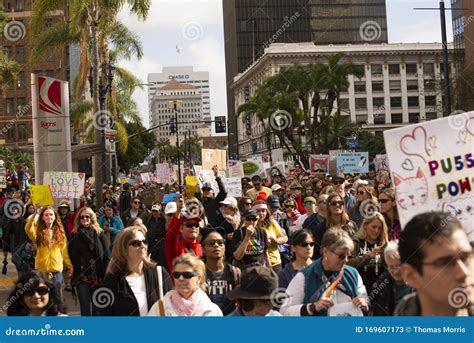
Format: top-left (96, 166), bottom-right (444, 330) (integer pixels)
top-left (118, 183), bottom-right (132, 216)
top-left (201, 165), bottom-right (227, 227)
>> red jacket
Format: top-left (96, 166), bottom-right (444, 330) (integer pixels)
top-left (165, 214), bottom-right (202, 272)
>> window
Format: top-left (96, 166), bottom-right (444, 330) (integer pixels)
top-left (407, 80), bottom-right (418, 91)
top-left (3, 0), bottom-right (11, 11)
top-left (426, 112), bottom-right (438, 120)
top-left (46, 70), bottom-right (54, 77)
top-left (373, 97), bottom-right (384, 108)
top-left (18, 124), bottom-right (28, 141)
top-left (6, 126), bottom-right (15, 142)
top-left (372, 81), bottom-right (384, 92)
top-left (389, 64), bottom-right (400, 75)
top-left (374, 114), bottom-right (385, 124)
top-left (15, 0), bottom-right (23, 11)
top-left (354, 82), bottom-right (366, 92)
top-left (17, 97), bottom-right (26, 113)
top-left (356, 115), bottom-right (368, 123)
top-left (424, 79), bottom-right (436, 91)
top-left (3, 46), bottom-right (12, 58)
top-left (6, 98), bottom-right (14, 115)
top-left (371, 64), bottom-right (383, 76)
top-left (408, 96), bottom-right (419, 107)
top-left (16, 71), bottom-right (25, 88)
top-left (15, 46), bottom-right (24, 62)
top-left (390, 97), bottom-right (402, 108)
top-left (424, 63), bottom-right (434, 75)
top-left (406, 63), bottom-right (418, 75)
top-left (409, 113), bottom-right (419, 123)
top-left (339, 98), bottom-right (349, 110)
top-left (425, 96), bottom-right (437, 106)
top-left (355, 98), bottom-right (367, 110)
top-left (389, 80), bottom-right (401, 92)
top-left (391, 114), bottom-right (403, 124)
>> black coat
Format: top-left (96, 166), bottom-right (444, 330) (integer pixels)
top-left (202, 176), bottom-right (227, 227)
top-left (119, 190), bottom-right (132, 216)
top-left (99, 264), bottom-right (173, 316)
top-left (2, 217), bottom-right (27, 253)
top-left (145, 216), bottom-right (167, 267)
top-left (369, 271), bottom-right (413, 316)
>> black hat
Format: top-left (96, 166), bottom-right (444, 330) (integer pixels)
top-left (242, 208), bottom-right (258, 218)
top-left (200, 226), bottom-right (226, 243)
top-left (227, 266), bottom-right (284, 300)
top-left (267, 195), bottom-right (281, 209)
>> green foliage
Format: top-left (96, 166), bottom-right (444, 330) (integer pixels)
top-left (356, 131), bottom-right (386, 157)
top-left (117, 121), bottom-right (156, 172)
top-left (0, 146), bottom-right (34, 172)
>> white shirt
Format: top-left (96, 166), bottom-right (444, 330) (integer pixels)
top-left (125, 274), bottom-right (148, 316)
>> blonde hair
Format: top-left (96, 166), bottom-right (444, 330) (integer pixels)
top-left (106, 226), bottom-right (156, 275)
top-left (172, 253), bottom-right (207, 291)
top-left (356, 184), bottom-right (377, 203)
top-left (72, 207), bottom-right (101, 235)
top-left (355, 212), bottom-right (389, 246)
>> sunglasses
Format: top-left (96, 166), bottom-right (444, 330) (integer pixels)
top-left (304, 202), bottom-right (315, 206)
top-left (245, 217), bottom-right (258, 222)
top-left (129, 239), bottom-right (148, 248)
top-left (244, 202), bottom-right (252, 206)
top-left (184, 222), bottom-right (200, 228)
top-left (173, 271), bottom-right (198, 279)
top-left (317, 200), bottom-right (327, 204)
top-left (25, 286), bottom-right (49, 297)
top-left (204, 239), bottom-right (226, 247)
top-left (133, 201), bottom-right (141, 205)
top-left (329, 201), bottom-right (344, 207)
top-left (331, 250), bottom-right (351, 260)
top-left (296, 242), bottom-right (315, 248)
top-left (80, 215), bottom-right (91, 219)
top-left (379, 198), bottom-right (392, 203)
top-left (332, 180), bottom-right (344, 185)
top-left (285, 205), bottom-right (295, 209)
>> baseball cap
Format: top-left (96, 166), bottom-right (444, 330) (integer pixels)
top-left (219, 197), bottom-right (238, 207)
top-left (271, 184), bottom-right (283, 192)
top-left (151, 204), bottom-right (161, 212)
top-left (242, 208), bottom-right (258, 219)
top-left (201, 182), bottom-right (213, 191)
top-left (164, 202), bottom-right (177, 214)
top-left (332, 173), bottom-right (346, 183)
top-left (267, 195), bottom-right (281, 209)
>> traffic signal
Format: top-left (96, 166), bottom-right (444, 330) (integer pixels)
top-left (245, 116), bottom-right (252, 136)
top-left (215, 116), bottom-right (227, 133)
top-left (170, 119), bottom-right (176, 134)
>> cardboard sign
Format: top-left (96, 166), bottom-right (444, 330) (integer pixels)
top-left (310, 154), bottom-right (329, 172)
top-left (156, 163), bottom-right (172, 184)
top-left (225, 177), bottom-right (243, 198)
top-left (43, 171), bottom-right (85, 199)
top-left (202, 149), bottom-right (227, 170)
top-left (336, 152), bottom-right (369, 174)
top-left (30, 185), bottom-right (55, 206)
top-left (384, 112), bottom-right (474, 241)
top-left (185, 176), bottom-right (199, 198)
top-left (374, 154), bottom-right (390, 172)
top-left (227, 160), bottom-right (244, 178)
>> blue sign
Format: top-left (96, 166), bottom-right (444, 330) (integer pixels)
top-left (336, 152), bottom-right (369, 174)
top-left (346, 138), bottom-right (358, 149)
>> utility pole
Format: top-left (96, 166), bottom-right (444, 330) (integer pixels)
top-left (168, 100), bottom-right (183, 187)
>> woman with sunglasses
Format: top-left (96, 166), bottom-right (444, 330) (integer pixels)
top-left (100, 226), bottom-right (173, 316)
top-left (279, 230), bottom-right (314, 290)
top-left (348, 212), bottom-right (388, 293)
top-left (378, 188), bottom-right (401, 240)
top-left (25, 206), bottom-right (73, 292)
top-left (254, 201), bottom-right (288, 274)
top-left (68, 207), bottom-right (110, 316)
top-left (149, 253), bottom-right (223, 316)
top-left (281, 228), bottom-right (368, 316)
top-left (283, 198), bottom-right (301, 233)
top-left (201, 226), bottom-right (241, 315)
top-left (6, 270), bottom-right (66, 316)
top-left (312, 193), bottom-right (357, 260)
top-left (238, 197), bottom-right (253, 214)
top-left (348, 184), bottom-right (378, 228)
top-left (121, 197), bottom-right (149, 228)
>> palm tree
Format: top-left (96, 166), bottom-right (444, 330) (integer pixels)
top-left (0, 53), bottom-right (19, 98)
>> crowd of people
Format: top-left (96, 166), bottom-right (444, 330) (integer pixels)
top-left (0, 164), bottom-right (472, 317)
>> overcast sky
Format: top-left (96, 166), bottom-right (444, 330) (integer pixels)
top-left (118, 0), bottom-right (453, 128)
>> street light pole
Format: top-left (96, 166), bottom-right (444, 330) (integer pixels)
top-left (188, 128), bottom-right (192, 167)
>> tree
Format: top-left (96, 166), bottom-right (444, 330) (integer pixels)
top-left (116, 121), bottom-right (156, 173)
top-left (0, 8), bottom-right (20, 98)
top-left (0, 146), bottom-right (33, 173)
top-left (356, 131), bottom-right (386, 157)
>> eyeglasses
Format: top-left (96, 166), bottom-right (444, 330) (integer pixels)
top-left (329, 201), bottom-right (344, 207)
top-left (24, 286), bottom-right (50, 297)
top-left (173, 271), bottom-right (199, 279)
top-left (80, 215), bottom-right (91, 220)
top-left (332, 180), bottom-right (344, 185)
top-left (129, 239), bottom-right (148, 248)
top-left (331, 250), bottom-right (351, 260)
top-left (317, 200), bottom-right (327, 204)
top-left (422, 251), bottom-right (473, 270)
top-left (357, 191), bottom-right (366, 195)
top-left (379, 198), bottom-right (392, 204)
top-left (204, 239), bottom-right (226, 247)
top-left (184, 222), bottom-right (200, 228)
top-left (245, 217), bottom-right (258, 222)
top-left (296, 242), bottom-right (315, 248)
top-left (133, 201), bottom-right (141, 205)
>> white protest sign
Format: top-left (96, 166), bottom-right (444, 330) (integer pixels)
top-left (196, 169), bottom-right (226, 191)
top-left (43, 171), bottom-right (86, 199)
top-left (384, 112), bottom-right (474, 241)
top-left (228, 160), bottom-right (244, 178)
top-left (156, 163), bottom-right (171, 184)
top-left (374, 154), bottom-right (390, 172)
top-left (225, 177), bottom-right (243, 198)
top-left (140, 172), bottom-right (151, 183)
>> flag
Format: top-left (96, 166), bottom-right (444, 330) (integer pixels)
top-left (176, 45), bottom-right (181, 54)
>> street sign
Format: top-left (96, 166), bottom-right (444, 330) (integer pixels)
top-left (105, 129), bottom-right (116, 154)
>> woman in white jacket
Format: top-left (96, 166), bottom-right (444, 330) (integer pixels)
top-left (149, 253), bottom-right (222, 316)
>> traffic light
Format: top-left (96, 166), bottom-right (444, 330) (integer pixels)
top-left (245, 116), bottom-right (252, 136)
top-left (215, 116), bottom-right (227, 133)
top-left (170, 119), bottom-right (176, 134)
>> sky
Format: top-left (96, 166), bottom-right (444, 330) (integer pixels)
top-left (117, 0), bottom-right (453, 128)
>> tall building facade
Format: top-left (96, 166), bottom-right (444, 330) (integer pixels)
top-left (150, 79), bottom-right (203, 146)
top-left (223, 0), bottom-right (388, 158)
top-left (452, 0), bottom-right (474, 66)
top-left (148, 66), bottom-right (210, 123)
top-left (232, 42), bottom-right (454, 158)
top-left (0, 0), bottom-right (75, 147)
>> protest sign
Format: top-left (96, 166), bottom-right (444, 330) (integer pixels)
top-left (0, 161), bottom-right (6, 189)
top-left (242, 160), bottom-right (260, 177)
top-left (140, 173), bottom-right (151, 183)
top-left (384, 112), bottom-right (474, 241)
top-left (156, 163), bottom-right (172, 184)
top-left (225, 177), bottom-right (243, 198)
top-left (185, 176), bottom-right (199, 198)
top-left (196, 169), bottom-right (226, 191)
top-left (374, 154), bottom-right (390, 172)
top-left (336, 152), bottom-right (369, 174)
top-left (43, 171), bottom-right (85, 199)
top-left (227, 160), bottom-right (244, 178)
top-left (30, 185), bottom-right (55, 206)
top-left (163, 193), bottom-right (179, 204)
top-left (202, 149), bottom-right (227, 170)
top-left (310, 154), bottom-right (329, 172)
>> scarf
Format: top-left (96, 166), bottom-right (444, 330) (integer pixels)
top-left (169, 288), bottom-right (209, 316)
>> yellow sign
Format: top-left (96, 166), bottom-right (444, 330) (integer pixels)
top-left (202, 149), bottom-right (227, 170)
top-left (185, 176), bottom-right (198, 198)
top-left (30, 185), bottom-right (55, 206)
